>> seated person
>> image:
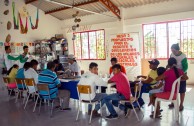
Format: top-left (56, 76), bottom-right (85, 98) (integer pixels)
top-left (100, 57), bottom-right (126, 93)
top-left (38, 62), bottom-right (71, 110)
top-left (24, 60), bottom-right (39, 93)
top-left (103, 64), bottom-right (131, 120)
top-left (53, 59), bottom-right (64, 75)
top-left (109, 57), bottom-right (126, 76)
top-left (151, 58), bottom-right (188, 118)
top-left (148, 67), bottom-right (166, 106)
top-left (16, 62), bottom-right (31, 89)
top-left (7, 64), bottom-right (19, 95)
top-left (7, 64), bottom-right (19, 83)
top-left (137, 59), bottom-right (160, 92)
top-left (68, 54), bottom-right (81, 77)
top-left (78, 62), bottom-right (107, 117)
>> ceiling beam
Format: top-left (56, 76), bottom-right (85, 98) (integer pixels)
top-left (45, 0), bottom-right (99, 14)
top-left (25, 0), bottom-right (38, 4)
top-left (99, 0), bottom-right (121, 19)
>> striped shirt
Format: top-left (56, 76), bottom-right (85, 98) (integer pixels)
top-left (38, 69), bottom-right (60, 99)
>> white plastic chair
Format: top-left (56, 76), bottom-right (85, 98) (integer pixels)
top-left (76, 85), bottom-right (102, 124)
top-left (153, 76), bottom-right (182, 121)
top-left (119, 82), bottom-right (144, 121)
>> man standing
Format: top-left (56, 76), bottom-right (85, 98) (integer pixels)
top-left (3, 46), bottom-right (21, 71)
top-left (19, 45), bottom-right (30, 68)
top-left (169, 43), bottom-right (188, 111)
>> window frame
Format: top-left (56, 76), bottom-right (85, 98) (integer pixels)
top-left (143, 18), bottom-right (194, 60)
top-left (73, 29), bottom-right (106, 60)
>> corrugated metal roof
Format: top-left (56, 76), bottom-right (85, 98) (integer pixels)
top-left (111, 0), bottom-right (172, 8)
top-left (31, 0), bottom-right (62, 12)
top-left (27, 0), bottom-right (174, 20)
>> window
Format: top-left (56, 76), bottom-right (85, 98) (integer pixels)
top-left (143, 19), bottom-right (194, 59)
top-left (74, 29), bottom-right (105, 60)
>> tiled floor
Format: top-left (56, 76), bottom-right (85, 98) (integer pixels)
top-left (0, 79), bottom-right (194, 126)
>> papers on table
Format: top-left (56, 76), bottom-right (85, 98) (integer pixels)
top-left (102, 77), bottom-right (109, 82)
top-left (59, 78), bottom-right (80, 82)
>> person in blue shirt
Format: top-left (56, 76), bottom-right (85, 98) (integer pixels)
top-left (38, 61), bottom-right (70, 110)
top-left (16, 62), bottom-right (31, 89)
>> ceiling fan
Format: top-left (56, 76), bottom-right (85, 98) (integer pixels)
top-left (45, 0), bottom-right (117, 19)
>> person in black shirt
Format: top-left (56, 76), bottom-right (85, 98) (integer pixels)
top-left (53, 59), bottom-right (64, 74)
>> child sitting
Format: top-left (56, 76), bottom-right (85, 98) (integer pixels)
top-left (7, 64), bottom-right (19, 83)
top-left (104, 64), bottom-right (131, 120)
top-left (151, 57), bottom-right (188, 118)
top-left (7, 64), bottom-right (19, 95)
top-left (148, 67), bottom-right (166, 106)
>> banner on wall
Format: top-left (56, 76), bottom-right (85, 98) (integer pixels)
top-left (0, 42), bottom-right (35, 55)
top-left (110, 33), bottom-right (141, 80)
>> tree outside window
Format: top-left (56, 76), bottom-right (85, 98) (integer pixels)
top-left (74, 29), bottom-right (105, 60)
top-left (143, 19), bottom-right (194, 59)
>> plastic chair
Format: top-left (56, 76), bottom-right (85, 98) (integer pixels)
top-left (3, 77), bottom-right (17, 100)
top-left (15, 78), bottom-right (27, 103)
top-left (36, 84), bottom-right (55, 118)
top-left (119, 82), bottom-right (144, 121)
top-left (23, 78), bottom-right (39, 111)
top-left (76, 85), bottom-right (102, 124)
top-left (153, 76), bottom-right (182, 122)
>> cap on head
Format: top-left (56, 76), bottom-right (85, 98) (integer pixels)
top-left (148, 59), bottom-right (160, 66)
top-left (68, 54), bottom-right (76, 60)
top-left (171, 43), bottom-right (180, 51)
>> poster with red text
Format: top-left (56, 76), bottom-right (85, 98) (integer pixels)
top-left (110, 33), bottom-right (141, 80)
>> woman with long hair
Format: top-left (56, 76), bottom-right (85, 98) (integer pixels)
top-left (7, 64), bottom-right (19, 95)
top-left (7, 64), bottom-right (19, 82)
top-left (152, 58), bottom-right (188, 117)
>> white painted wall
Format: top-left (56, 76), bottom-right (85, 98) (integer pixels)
top-left (0, 0), bottom-right (61, 42)
top-left (0, 0), bottom-right (62, 68)
top-left (62, 0), bottom-right (194, 84)
top-left (0, 0), bottom-right (194, 84)
top-left (64, 21), bottom-right (123, 75)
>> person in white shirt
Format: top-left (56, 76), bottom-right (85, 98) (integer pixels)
top-left (68, 54), bottom-right (81, 77)
top-left (19, 46), bottom-right (31, 68)
top-left (24, 59), bottom-right (39, 93)
top-left (78, 62), bottom-right (107, 117)
top-left (3, 46), bottom-right (21, 71)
